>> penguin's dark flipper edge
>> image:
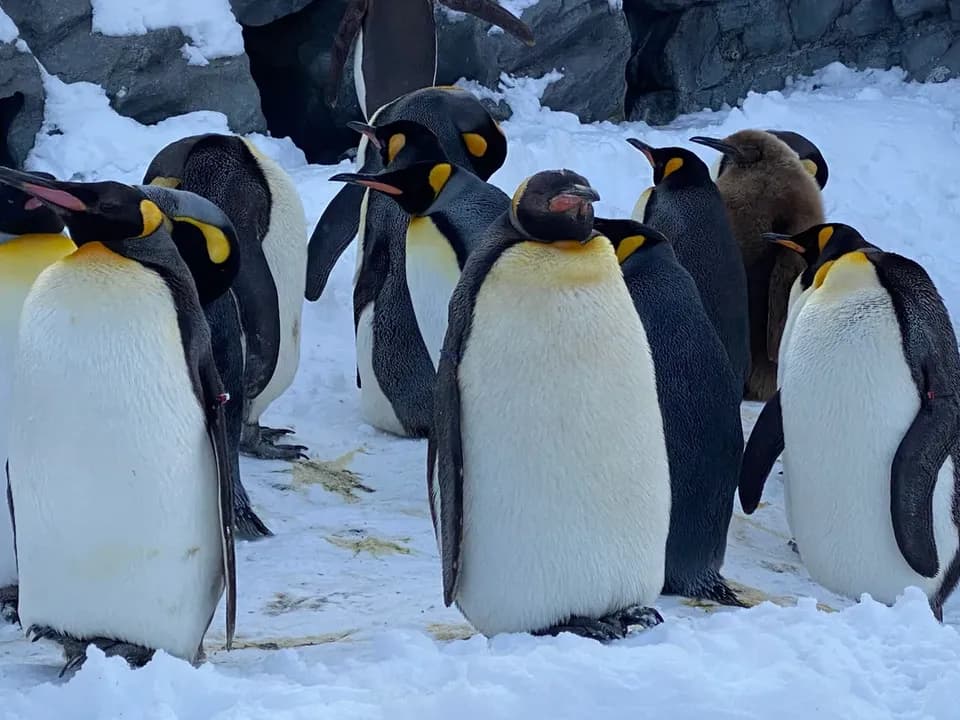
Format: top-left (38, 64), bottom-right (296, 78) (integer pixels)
top-left (439, 0), bottom-right (535, 45)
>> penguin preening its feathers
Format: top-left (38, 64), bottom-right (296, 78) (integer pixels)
top-left (0, 166), bottom-right (237, 671)
top-left (326, 0), bottom-right (535, 116)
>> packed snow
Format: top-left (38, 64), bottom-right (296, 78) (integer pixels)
top-left (90, 0), bottom-right (244, 62)
top-left (0, 8), bottom-right (18, 44)
top-left (3, 61), bottom-right (960, 717)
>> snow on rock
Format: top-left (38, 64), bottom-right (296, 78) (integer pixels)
top-left (3, 63), bottom-right (960, 716)
top-left (0, 8), bottom-right (18, 44)
top-left (90, 0), bottom-right (244, 62)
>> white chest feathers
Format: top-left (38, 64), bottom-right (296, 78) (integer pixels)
top-left (8, 250), bottom-right (224, 662)
top-left (242, 139), bottom-right (308, 423)
top-left (405, 216), bottom-right (462, 371)
top-left (452, 240), bottom-right (672, 636)
top-left (780, 265), bottom-right (959, 605)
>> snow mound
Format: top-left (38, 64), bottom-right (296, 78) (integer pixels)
top-left (90, 0), bottom-right (244, 62)
top-left (0, 8), bottom-right (18, 44)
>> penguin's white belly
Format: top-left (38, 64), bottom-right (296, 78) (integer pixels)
top-left (9, 258), bottom-right (223, 661)
top-left (776, 277), bottom-right (808, 386)
top-left (781, 287), bottom-right (959, 604)
top-left (405, 218), bottom-right (462, 370)
top-left (244, 143), bottom-right (308, 423)
top-left (356, 303), bottom-right (406, 436)
top-left (454, 249), bottom-right (671, 635)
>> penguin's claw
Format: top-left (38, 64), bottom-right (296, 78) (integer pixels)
top-left (788, 538), bottom-right (800, 556)
top-left (613, 604), bottom-right (665, 630)
top-left (241, 424), bottom-right (309, 461)
top-left (0, 584), bottom-right (18, 624)
top-left (28, 625), bottom-right (155, 675)
top-left (533, 615), bottom-right (625, 642)
top-left (259, 426), bottom-right (295, 441)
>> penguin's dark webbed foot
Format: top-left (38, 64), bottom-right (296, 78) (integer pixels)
top-left (28, 625), bottom-right (155, 676)
top-left (240, 424), bottom-right (308, 461)
top-left (788, 538), bottom-right (800, 556)
top-left (234, 504), bottom-right (274, 541)
top-left (0, 584), bottom-right (18, 624)
top-left (668, 574), bottom-right (746, 608)
top-left (533, 605), bottom-right (663, 643)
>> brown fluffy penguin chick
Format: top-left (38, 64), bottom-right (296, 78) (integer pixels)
top-left (690, 130), bottom-right (825, 402)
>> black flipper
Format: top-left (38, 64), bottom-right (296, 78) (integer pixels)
top-left (306, 184), bottom-right (364, 301)
top-left (430, 227), bottom-right (516, 606)
top-left (326, 0), bottom-right (369, 107)
top-left (739, 391), bottom-right (784, 514)
top-left (2, 460), bottom-right (17, 624)
top-left (874, 252), bottom-right (960, 579)
top-left (439, 0), bottom-right (535, 44)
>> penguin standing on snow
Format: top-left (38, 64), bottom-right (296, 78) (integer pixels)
top-left (0, 176), bottom-right (75, 622)
top-left (306, 88), bottom-right (508, 438)
top-left (626, 138), bottom-right (750, 387)
top-left (331, 119), bottom-right (508, 406)
top-left (690, 131), bottom-right (825, 402)
top-left (326, 0), bottom-right (534, 120)
top-left (710, 129), bottom-right (829, 190)
top-left (144, 133), bottom-right (309, 462)
top-left (593, 217), bottom-right (744, 607)
top-left (0, 168), bottom-right (237, 673)
top-left (429, 171), bottom-right (671, 641)
top-left (740, 225), bottom-right (960, 621)
top-left (138, 183), bottom-right (273, 540)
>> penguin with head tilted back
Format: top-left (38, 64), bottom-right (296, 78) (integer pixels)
top-left (690, 130), bottom-right (825, 402)
top-left (739, 223), bottom-right (960, 621)
top-left (429, 170), bottom-right (671, 641)
top-left (330, 119), bottom-right (508, 426)
top-left (710, 129), bottom-right (829, 190)
top-left (307, 88), bottom-right (509, 438)
top-left (593, 217), bottom-right (744, 607)
top-left (626, 138), bottom-right (750, 389)
top-left (0, 173), bottom-right (75, 623)
top-left (326, 0), bottom-right (534, 120)
top-left (144, 133), bottom-right (308, 462)
top-left (0, 167), bottom-right (237, 673)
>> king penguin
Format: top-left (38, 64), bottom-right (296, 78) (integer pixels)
top-left (626, 138), bottom-right (750, 388)
top-left (307, 88), bottom-right (509, 438)
top-left (0, 175), bottom-right (75, 622)
top-left (330, 119), bottom-right (508, 432)
top-left (710, 129), bottom-right (829, 190)
top-left (428, 170), bottom-right (672, 641)
top-left (593, 217), bottom-right (744, 607)
top-left (0, 167), bottom-right (237, 673)
top-left (739, 228), bottom-right (960, 620)
top-left (326, 0), bottom-right (534, 120)
top-left (690, 130), bottom-right (825, 402)
top-left (143, 133), bottom-right (309, 461)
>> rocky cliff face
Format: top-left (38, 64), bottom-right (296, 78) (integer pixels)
top-left (0, 0), bottom-right (956, 166)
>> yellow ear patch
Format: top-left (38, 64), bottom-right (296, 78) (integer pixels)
top-left (663, 157), bottom-right (684, 179)
top-left (139, 200), bottom-right (164, 237)
top-left (387, 133), bottom-right (406, 164)
top-left (512, 177), bottom-right (531, 216)
top-left (817, 226), bottom-right (834, 251)
top-left (802, 159), bottom-right (818, 177)
top-left (462, 132), bottom-right (488, 157)
top-left (148, 176), bottom-right (181, 189)
top-left (616, 234), bottom-right (646, 263)
top-left (177, 216), bottom-right (232, 264)
top-left (429, 163), bottom-right (452, 194)
top-left (813, 260), bottom-right (835, 289)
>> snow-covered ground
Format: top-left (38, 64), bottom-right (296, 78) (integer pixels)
top-left (2, 62), bottom-right (960, 717)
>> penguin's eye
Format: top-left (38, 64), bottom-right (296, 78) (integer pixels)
top-left (99, 201), bottom-right (121, 213)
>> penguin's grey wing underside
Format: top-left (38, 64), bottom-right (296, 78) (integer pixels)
top-left (438, 0), bottom-right (535, 44)
top-left (429, 231), bottom-right (514, 606)
top-left (305, 184), bottom-right (364, 301)
top-left (232, 243), bottom-right (281, 400)
top-left (738, 390), bottom-right (784, 514)
top-left (326, 0), bottom-right (369, 106)
top-left (766, 250), bottom-right (806, 361)
top-left (878, 253), bottom-right (960, 579)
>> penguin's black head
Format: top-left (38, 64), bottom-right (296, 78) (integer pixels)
top-left (0, 167), bottom-right (167, 245)
top-left (429, 87), bottom-right (507, 181)
top-left (593, 217), bottom-right (669, 263)
top-left (763, 222), bottom-right (878, 290)
top-left (330, 160), bottom-right (455, 217)
top-left (141, 133), bottom-right (227, 188)
top-left (510, 169), bottom-right (600, 243)
top-left (626, 138), bottom-right (710, 186)
top-left (0, 171), bottom-right (65, 237)
top-left (347, 119), bottom-right (448, 169)
top-left (766, 130), bottom-right (828, 189)
top-left (137, 184), bottom-right (241, 304)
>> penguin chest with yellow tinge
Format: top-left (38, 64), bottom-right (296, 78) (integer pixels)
top-left (0, 233), bottom-right (76, 285)
top-left (404, 216), bottom-right (463, 370)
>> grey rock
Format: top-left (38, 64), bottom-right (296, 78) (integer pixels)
top-left (229, 0), bottom-right (314, 26)
top-left (951, 0), bottom-right (960, 19)
top-left (4, 0), bottom-right (265, 134)
top-left (0, 42), bottom-right (44, 167)
top-left (789, 0), bottom-right (844, 43)
top-left (836, 0), bottom-right (898, 37)
top-left (902, 25), bottom-right (954, 75)
top-left (742, 0), bottom-right (794, 55)
top-left (891, 0), bottom-right (947, 20)
top-left (939, 38), bottom-right (960, 72)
